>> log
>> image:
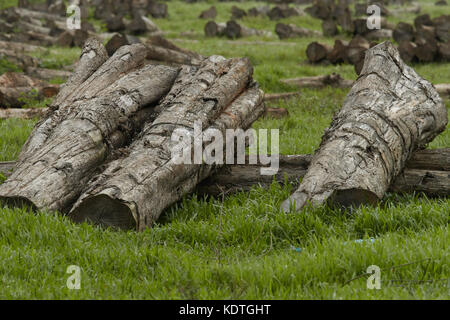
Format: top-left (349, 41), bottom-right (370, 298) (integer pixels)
top-left (0, 108), bottom-right (48, 120)
top-left (432, 15), bottom-right (450, 43)
top-left (204, 21), bottom-right (226, 37)
top-left (199, 6), bottom-right (217, 19)
top-left (231, 6), bottom-right (247, 20)
top-left (268, 5), bottom-right (302, 20)
top-left (435, 84), bottom-right (450, 98)
top-left (68, 57), bottom-right (263, 230)
top-left (264, 92), bottom-right (300, 102)
top-left (322, 20), bottom-right (338, 37)
top-left (248, 6), bottom-right (270, 17)
top-left (25, 67), bottom-right (72, 82)
top-left (264, 107), bottom-right (289, 118)
top-left (224, 21), bottom-right (271, 39)
top-left (281, 73), bottom-right (354, 88)
top-left (306, 42), bottom-right (332, 63)
top-left (147, 1), bottom-right (168, 19)
top-left (105, 33), bottom-right (141, 57)
top-left (414, 14), bottom-right (433, 29)
top-left (393, 22), bottom-right (415, 43)
top-left (196, 149), bottom-right (450, 197)
top-left (0, 42), bottom-right (179, 213)
top-left (398, 41), bottom-right (417, 63)
top-left (415, 37), bottom-right (438, 62)
top-left (327, 39), bottom-right (349, 64)
top-left (145, 43), bottom-right (202, 66)
top-left (0, 72), bottom-right (58, 108)
top-left (281, 41), bottom-right (447, 212)
top-left (0, 49), bottom-right (39, 70)
top-left (2, 149), bottom-right (449, 197)
top-left (276, 23), bottom-right (321, 39)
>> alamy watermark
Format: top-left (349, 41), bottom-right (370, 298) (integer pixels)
top-left (366, 5), bottom-right (381, 30)
top-left (66, 265), bottom-right (81, 290)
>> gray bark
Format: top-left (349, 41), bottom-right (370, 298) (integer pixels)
top-left (0, 41), bottom-right (179, 213)
top-left (281, 41), bottom-right (447, 212)
top-left (68, 56), bottom-right (263, 231)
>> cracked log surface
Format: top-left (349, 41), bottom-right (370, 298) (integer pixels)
top-left (68, 56), bottom-right (264, 231)
top-left (0, 39), bottom-right (179, 213)
top-left (281, 41), bottom-right (448, 212)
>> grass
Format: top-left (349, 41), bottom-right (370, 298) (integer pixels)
top-left (0, 0), bottom-right (449, 299)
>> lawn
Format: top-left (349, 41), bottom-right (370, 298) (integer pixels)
top-left (0, 0), bottom-right (449, 299)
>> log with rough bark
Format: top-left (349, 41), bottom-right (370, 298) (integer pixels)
top-left (268, 5), bottom-right (302, 20)
top-left (0, 40), bottom-right (179, 213)
top-left (276, 23), bottom-right (321, 39)
top-left (2, 149), bottom-right (449, 197)
top-left (68, 56), bottom-right (264, 230)
top-left (322, 20), bottom-right (338, 37)
top-left (145, 43), bottom-right (203, 66)
top-left (398, 40), bottom-right (417, 63)
top-left (231, 6), bottom-right (247, 19)
top-left (327, 39), bottom-right (349, 64)
top-left (0, 49), bottom-right (39, 70)
top-left (196, 149), bottom-right (450, 197)
top-left (281, 41), bottom-right (447, 212)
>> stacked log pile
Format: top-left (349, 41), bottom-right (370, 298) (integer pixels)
top-left (0, 39), bottom-right (265, 231)
top-left (394, 14), bottom-right (450, 63)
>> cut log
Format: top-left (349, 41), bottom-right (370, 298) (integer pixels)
top-left (322, 20), bottom-right (338, 37)
top-left (25, 67), bottom-right (72, 82)
top-left (224, 21), bottom-right (271, 39)
top-left (414, 14), bottom-right (433, 29)
top-left (365, 29), bottom-right (393, 41)
top-left (68, 57), bottom-right (263, 230)
top-left (147, 1), bottom-right (168, 19)
top-left (231, 6), bottom-right (247, 20)
top-left (264, 107), bottom-right (289, 118)
top-left (276, 23), bottom-right (321, 39)
top-left (0, 49), bottom-right (39, 70)
top-left (268, 5), bottom-right (302, 20)
top-left (196, 149), bottom-right (450, 197)
top-left (393, 22), bottom-right (415, 43)
top-left (145, 43), bottom-right (203, 66)
top-left (0, 107), bottom-right (48, 119)
top-left (306, 42), bottom-right (332, 63)
top-left (0, 42), bottom-right (179, 213)
top-left (281, 73), bottom-right (354, 88)
top-left (0, 72), bottom-right (58, 108)
top-left (415, 37), bottom-right (438, 62)
top-left (248, 6), bottom-right (270, 17)
top-left (2, 149), bottom-right (449, 197)
top-left (281, 41), bottom-right (447, 212)
top-left (435, 84), bottom-right (450, 98)
top-left (327, 39), bottom-right (349, 64)
top-left (147, 35), bottom-right (203, 62)
top-left (432, 15), bottom-right (450, 43)
top-left (398, 41), bottom-right (417, 63)
top-left (264, 92), bottom-right (300, 102)
top-left (105, 33), bottom-right (141, 57)
top-left (204, 21), bottom-right (226, 37)
top-left (199, 6), bottom-right (217, 19)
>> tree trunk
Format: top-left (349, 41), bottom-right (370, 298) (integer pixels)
top-left (199, 6), bottom-right (217, 19)
top-left (196, 149), bottom-right (450, 197)
top-left (281, 41), bottom-right (447, 212)
top-left (327, 40), bottom-right (349, 64)
top-left (322, 20), bottom-right (338, 37)
top-left (224, 21), bottom-right (271, 39)
top-left (2, 149), bottom-right (448, 197)
top-left (68, 57), bottom-right (263, 231)
top-left (0, 41), bottom-right (179, 213)
top-left (393, 22), bottom-right (415, 44)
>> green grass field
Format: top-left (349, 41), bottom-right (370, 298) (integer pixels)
top-left (0, 0), bottom-right (449, 299)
